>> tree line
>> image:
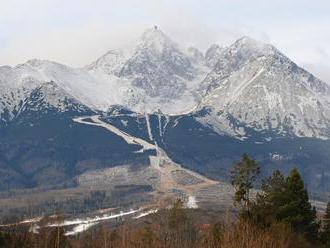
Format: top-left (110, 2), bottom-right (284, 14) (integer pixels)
top-left (231, 153), bottom-right (330, 246)
top-left (0, 153), bottom-right (329, 247)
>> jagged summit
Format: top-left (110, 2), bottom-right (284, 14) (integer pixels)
top-left (140, 26), bottom-right (167, 40)
top-left (0, 29), bottom-right (329, 139)
top-left (116, 26), bottom-right (204, 112)
top-left (229, 36), bottom-right (277, 61)
top-left (1, 28), bottom-right (330, 205)
top-left (199, 36), bottom-right (330, 139)
top-left (138, 26), bottom-right (176, 53)
top-left (234, 36), bottom-right (271, 49)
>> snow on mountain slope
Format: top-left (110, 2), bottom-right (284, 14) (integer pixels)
top-left (1, 30), bottom-right (329, 140)
top-left (205, 44), bottom-right (224, 68)
top-left (1, 28), bottom-right (210, 122)
top-left (0, 59), bottom-right (141, 121)
top-left (19, 81), bottom-right (92, 114)
top-left (0, 61), bottom-right (95, 122)
top-left (119, 27), bottom-right (207, 92)
top-left (0, 28), bottom-right (210, 123)
top-left (86, 48), bottom-right (133, 76)
top-left (87, 27), bottom-right (209, 114)
top-left (198, 37), bottom-right (330, 139)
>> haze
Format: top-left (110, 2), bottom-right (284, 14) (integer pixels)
top-left (1, 0), bottom-right (329, 82)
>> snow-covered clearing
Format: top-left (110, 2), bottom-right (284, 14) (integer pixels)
top-left (48, 209), bottom-right (139, 228)
top-left (133, 209), bottom-right (159, 219)
top-left (73, 115), bottom-right (155, 152)
top-left (73, 115), bottom-right (218, 216)
top-left (145, 113), bottom-right (154, 141)
top-left (65, 223), bottom-right (98, 236)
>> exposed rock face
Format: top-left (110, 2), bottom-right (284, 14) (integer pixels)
top-left (1, 30), bottom-right (329, 139)
top-left (205, 44), bottom-right (224, 68)
top-left (1, 28), bottom-right (330, 202)
top-left (198, 37), bottom-right (330, 139)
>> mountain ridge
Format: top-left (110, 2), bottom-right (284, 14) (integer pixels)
top-left (0, 28), bottom-right (329, 140)
top-left (0, 29), bottom-right (330, 204)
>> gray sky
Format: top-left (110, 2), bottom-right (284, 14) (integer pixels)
top-left (1, 0), bottom-right (330, 82)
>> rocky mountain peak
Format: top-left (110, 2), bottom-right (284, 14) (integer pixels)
top-left (117, 27), bottom-right (198, 100)
top-left (137, 26), bottom-right (177, 54)
top-left (228, 36), bottom-right (276, 62)
top-left (199, 36), bottom-right (330, 140)
top-left (1, 30), bottom-right (329, 137)
top-left (205, 44), bottom-right (224, 68)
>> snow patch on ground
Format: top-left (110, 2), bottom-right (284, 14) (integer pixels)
top-left (48, 209), bottom-right (139, 228)
top-left (133, 209), bottom-right (159, 219)
top-left (145, 113), bottom-right (154, 141)
top-left (186, 196), bottom-right (198, 209)
top-left (65, 223), bottom-right (98, 236)
top-left (73, 115), bottom-right (155, 152)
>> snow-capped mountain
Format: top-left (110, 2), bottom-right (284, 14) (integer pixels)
top-left (198, 37), bottom-right (330, 139)
top-left (0, 27), bottom-right (210, 123)
top-left (0, 27), bottom-right (330, 198)
top-left (0, 28), bottom-right (329, 139)
top-left (0, 60), bottom-right (102, 124)
top-left (87, 27), bottom-right (209, 114)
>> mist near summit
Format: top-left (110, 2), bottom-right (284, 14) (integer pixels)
top-left (0, 0), bottom-right (330, 83)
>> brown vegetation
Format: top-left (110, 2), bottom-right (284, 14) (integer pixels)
top-left (0, 154), bottom-right (329, 247)
top-left (0, 200), bottom-right (316, 248)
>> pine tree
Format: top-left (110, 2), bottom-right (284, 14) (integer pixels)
top-left (168, 199), bottom-right (188, 231)
top-left (277, 168), bottom-right (319, 242)
top-left (166, 199), bottom-right (196, 247)
top-left (249, 168), bottom-right (319, 242)
top-left (231, 153), bottom-right (260, 210)
top-left (250, 170), bottom-right (286, 226)
top-left (321, 200), bottom-right (330, 246)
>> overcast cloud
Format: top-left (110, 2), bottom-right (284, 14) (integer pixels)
top-left (0, 0), bottom-right (330, 82)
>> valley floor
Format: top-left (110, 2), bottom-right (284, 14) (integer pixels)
top-left (0, 115), bottom-right (235, 234)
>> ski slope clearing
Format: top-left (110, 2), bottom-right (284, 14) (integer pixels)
top-left (73, 115), bottom-right (218, 206)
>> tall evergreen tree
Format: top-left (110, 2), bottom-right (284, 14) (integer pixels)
top-left (231, 153), bottom-right (260, 210)
top-left (250, 170), bottom-right (286, 226)
top-left (276, 168), bottom-right (319, 242)
top-left (321, 200), bottom-right (330, 246)
top-left (249, 168), bottom-right (319, 242)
